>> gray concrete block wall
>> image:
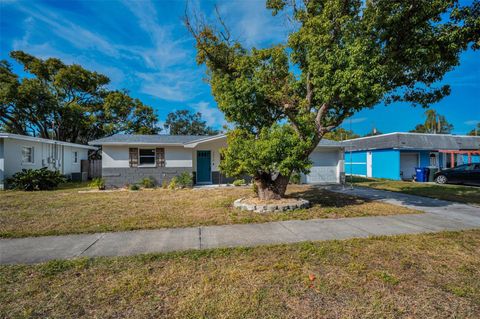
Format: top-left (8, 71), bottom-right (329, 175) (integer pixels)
top-left (211, 171), bottom-right (252, 184)
top-left (102, 167), bottom-right (192, 188)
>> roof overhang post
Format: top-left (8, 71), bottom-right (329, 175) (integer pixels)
top-left (451, 153), bottom-right (455, 168)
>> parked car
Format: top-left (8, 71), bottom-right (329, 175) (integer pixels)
top-left (434, 163), bottom-right (480, 186)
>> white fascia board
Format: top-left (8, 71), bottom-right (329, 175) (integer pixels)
top-left (183, 134), bottom-right (227, 148)
top-left (0, 133), bottom-right (97, 150)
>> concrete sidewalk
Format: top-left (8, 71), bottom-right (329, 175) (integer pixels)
top-left (1, 187), bottom-right (480, 264)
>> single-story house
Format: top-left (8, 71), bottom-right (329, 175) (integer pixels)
top-left (0, 133), bottom-right (96, 189)
top-left (88, 134), bottom-right (345, 188)
top-left (343, 132), bottom-right (480, 180)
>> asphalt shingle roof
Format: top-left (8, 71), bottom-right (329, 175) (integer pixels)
top-left (88, 134), bottom-right (212, 145)
top-left (342, 133), bottom-right (480, 151)
top-left (88, 134), bottom-right (343, 147)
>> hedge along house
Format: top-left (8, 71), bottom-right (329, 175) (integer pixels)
top-left (88, 134), bottom-right (345, 188)
top-left (343, 132), bottom-right (480, 181)
top-left (0, 133), bottom-right (96, 189)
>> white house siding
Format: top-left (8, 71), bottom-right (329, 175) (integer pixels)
top-left (101, 145), bottom-right (194, 188)
top-left (2, 138), bottom-right (89, 185)
top-left (0, 139), bottom-right (4, 190)
top-left (102, 146), bottom-right (130, 168)
top-left (102, 145), bottom-right (193, 168)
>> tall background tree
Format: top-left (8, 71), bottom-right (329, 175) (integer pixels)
top-left (164, 109), bottom-right (219, 135)
top-left (468, 123), bottom-right (480, 136)
top-left (187, 0), bottom-right (478, 199)
top-left (409, 109), bottom-right (454, 134)
top-left (0, 51), bottom-right (159, 144)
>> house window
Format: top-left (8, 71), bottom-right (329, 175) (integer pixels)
top-left (73, 151), bottom-right (78, 163)
top-left (139, 149), bottom-right (156, 166)
top-left (429, 153), bottom-right (437, 166)
top-left (22, 146), bottom-right (34, 164)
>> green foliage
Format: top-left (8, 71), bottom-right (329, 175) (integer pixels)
top-left (220, 125), bottom-right (313, 178)
top-left (168, 172), bottom-right (193, 190)
top-left (129, 184), bottom-right (140, 191)
top-left (168, 177), bottom-right (178, 190)
top-left (140, 177), bottom-right (155, 188)
top-left (164, 109), bottom-right (219, 135)
top-left (89, 178), bottom-right (105, 190)
top-left (232, 179), bottom-right (246, 186)
top-left (177, 172), bottom-right (193, 188)
top-left (7, 168), bottom-right (66, 191)
top-left (467, 123), bottom-right (480, 136)
top-left (0, 51), bottom-right (159, 143)
top-left (187, 0), bottom-right (478, 197)
top-left (324, 128), bottom-right (359, 141)
top-left (290, 171), bottom-right (301, 185)
top-left (409, 109), bottom-right (454, 134)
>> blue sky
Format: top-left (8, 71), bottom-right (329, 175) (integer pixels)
top-left (1, 0), bottom-right (479, 135)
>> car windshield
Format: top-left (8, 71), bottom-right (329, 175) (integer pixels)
top-left (453, 164), bottom-right (468, 171)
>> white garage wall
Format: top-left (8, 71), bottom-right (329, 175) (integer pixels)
top-left (303, 148), bottom-right (343, 184)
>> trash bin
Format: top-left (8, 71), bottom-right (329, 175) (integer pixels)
top-left (415, 167), bottom-right (429, 182)
top-left (427, 167), bottom-right (439, 182)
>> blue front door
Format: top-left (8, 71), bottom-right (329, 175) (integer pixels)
top-left (196, 150), bottom-right (211, 183)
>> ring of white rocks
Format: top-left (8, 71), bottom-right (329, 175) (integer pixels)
top-left (233, 197), bottom-right (310, 213)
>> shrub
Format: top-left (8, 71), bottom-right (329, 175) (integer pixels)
top-left (7, 168), bottom-right (66, 191)
top-left (168, 177), bottom-right (178, 190)
top-left (89, 178), bottom-right (105, 190)
top-left (129, 184), bottom-right (140, 191)
top-left (140, 177), bottom-right (155, 188)
top-left (177, 172), bottom-right (193, 188)
top-left (162, 180), bottom-right (168, 189)
top-left (233, 179), bottom-right (245, 186)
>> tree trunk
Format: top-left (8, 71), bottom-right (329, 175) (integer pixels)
top-left (254, 173), bottom-right (291, 200)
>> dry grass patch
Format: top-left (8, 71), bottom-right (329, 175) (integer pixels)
top-left (0, 184), bottom-right (418, 238)
top-left (349, 176), bottom-right (480, 205)
top-left (1, 230), bottom-right (479, 318)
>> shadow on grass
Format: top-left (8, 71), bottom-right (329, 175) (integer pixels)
top-left (288, 187), bottom-right (370, 208)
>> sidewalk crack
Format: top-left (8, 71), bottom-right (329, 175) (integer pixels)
top-left (278, 222), bottom-right (303, 239)
top-left (198, 227), bottom-right (202, 249)
top-left (77, 233), bottom-right (105, 257)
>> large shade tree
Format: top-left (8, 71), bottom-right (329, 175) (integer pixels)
top-left (187, 0), bottom-right (479, 199)
top-left (409, 109), bottom-right (454, 134)
top-left (0, 51), bottom-right (159, 144)
top-left (164, 109), bottom-right (219, 135)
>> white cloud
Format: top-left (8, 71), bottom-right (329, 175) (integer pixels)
top-left (215, 0), bottom-right (289, 48)
top-left (136, 71), bottom-right (198, 102)
top-left (347, 117), bottom-right (368, 124)
top-left (190, 101), bottom-right (226, 127)
top-left (465, 120), bottom-right (479, 126)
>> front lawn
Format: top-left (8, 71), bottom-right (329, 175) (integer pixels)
top-left (1, 230), bottom-right (479, 318)
top-left (0, 184), bottom-right (417, 238)
top-left (349, 176), bottom-right (480, 205)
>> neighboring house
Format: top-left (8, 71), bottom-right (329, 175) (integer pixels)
top-left (0, 133), bottom-right (96, 189)
top-left (88, 134), bottom-right (345, 188)
top-left (343, 132), bottom-right (480, 180)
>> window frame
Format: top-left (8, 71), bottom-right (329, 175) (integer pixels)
top-left (73, 151), bottom-right (78, 164)
top-left (22, 146), bottom-right (34, 164)
top-left (138, 148), bottom-right (156, 167)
